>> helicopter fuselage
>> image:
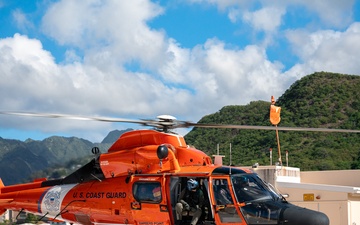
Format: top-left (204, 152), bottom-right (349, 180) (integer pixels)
top-left (0, 130), bottom-right (329, 225)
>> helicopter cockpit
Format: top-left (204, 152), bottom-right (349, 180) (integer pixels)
top-left (170, 167), bottom-right (329, 225)
top-left (210, 168), bottom-right (329, 225)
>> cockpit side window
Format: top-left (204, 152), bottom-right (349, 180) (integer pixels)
top-left (212, 179), bottom-right (233, 205)
top-left (211, 178), bottom-right (242, 223)
top-left (133, 182), bottom-right (162, 203)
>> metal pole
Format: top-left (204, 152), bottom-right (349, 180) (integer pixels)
top-left (275, 125), bottom-right (282, 166)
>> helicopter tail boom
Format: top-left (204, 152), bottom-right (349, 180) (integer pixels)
top-left (0, 180), bottom-right (43, 194)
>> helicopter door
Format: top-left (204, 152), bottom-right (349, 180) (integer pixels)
top-left (211, 177), bottom-right (244, 224)
top-left (131, 176), bottom-right (170, 224)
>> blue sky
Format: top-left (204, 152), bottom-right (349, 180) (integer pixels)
top-left (1, 0), bottom-right (360, 142)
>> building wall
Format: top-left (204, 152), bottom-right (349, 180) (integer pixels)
top-left (251, 166), bottom-right (360, 225)
top-left (301, 170), bottom-right (360, 187)
top-left (349, 201), bottom-right (360, 225)
top-left (1, 210), bottom-right (7, 222)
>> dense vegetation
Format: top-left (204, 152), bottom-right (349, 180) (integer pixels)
top-left (185, 72), bottom-right (360, 171)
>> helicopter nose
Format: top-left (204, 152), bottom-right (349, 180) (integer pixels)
top-left (281, 205), bottom-right (329, 225)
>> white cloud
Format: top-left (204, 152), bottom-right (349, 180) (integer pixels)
top-left (12, 9), bottom-right (34, 32)
top-left (0, 32), bottom-right (194, 137)
top-left (0, 34), bottom-right (59, 107)
top-left (1, 0), bottom-right (360, 142)
top-left (188, 0), bottom-right (355, 31)
top-left (41, 0), bottom-right (166, 67)
top-left (242, 7), bottom-right (285, 33)
top-left (183, 39), bottom-right (288, 111)
top-left (292, 0), bottom-right (355, 28)
top-left (286, 22), bottom-right (360, 76)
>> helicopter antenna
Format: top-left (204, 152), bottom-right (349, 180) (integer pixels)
top-left (229, 143), bottom-right (232, 175)
top-left (36, 212), bottom-right (49, 223)
top-left (53, 199), bottom-right (86, 221)
top-left (286, 150), bottom-right (289, 167)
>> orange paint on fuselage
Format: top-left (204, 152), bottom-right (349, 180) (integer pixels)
top-left (0, 122), bottom-right (332, 225)
top-left (100, 130), bottom-right (212, 178)
top-left (0, 130), bottom-right (213, 225)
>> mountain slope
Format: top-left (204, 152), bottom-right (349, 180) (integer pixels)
top-left (185, 72), bottom-right (360, 171)
top-left (0, 128), bottom-right (128, 185)
top-left (101, 128), bottom-right (133, 143)
top-left (278, 71), bottom-right (360, 129)
top-left (0, 136), bottom-right (95, 184)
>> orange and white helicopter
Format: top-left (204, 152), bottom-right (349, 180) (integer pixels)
top-left (1, 106), bottom-right (359, 225)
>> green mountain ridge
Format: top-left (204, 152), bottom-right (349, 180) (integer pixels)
top-left (0, 136), bottom-right (95, 185)
top-left (0, 129), bottom-right (132, 185)
top-left (184, 72), bottom-right (360, 170)
top-left (1, 71), bottom-right (359, 185)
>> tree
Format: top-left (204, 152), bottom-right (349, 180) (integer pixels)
top-left (25, 213), bottom-right (38, 224)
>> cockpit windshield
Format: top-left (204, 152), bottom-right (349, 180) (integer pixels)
top-left (231, 174), bottom-right (279, 203)
top-left (230, 174), bottom-right (283, 224)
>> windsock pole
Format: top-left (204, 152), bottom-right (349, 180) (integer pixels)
top-left (270, 96), bottom-right (282, 166)
top-left (275, 125), bottom-right (282, 165)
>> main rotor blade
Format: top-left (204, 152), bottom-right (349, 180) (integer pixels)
top-left (0, 111), bottom-right (149, 125)
top-left (186, 123), bottom-right (360, 133)
top-left (1, 111), bottom-right (359, 133)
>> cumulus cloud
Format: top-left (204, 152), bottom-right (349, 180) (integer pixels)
top-left (189, 0), bottom-right (355, 27)
top-left (286, 22), bottom-right (360, 77)
top-left (0, 0), bottom-right (359, 141)
top-left (41, 0), bottom-right (166, 67)
top-left (292, 0), bottom-right (355, 28)
top-left (188, 39), bottom-right (286, 104)
top-left (242, 7), bottom-right (285, 33)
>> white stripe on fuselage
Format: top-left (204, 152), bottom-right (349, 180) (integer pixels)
top-left (40, 184), bottom-right (77, 218)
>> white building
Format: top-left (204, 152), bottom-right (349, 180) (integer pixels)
top-left (252, 166), bottom-right (360, 225)
top-left (0, 210), bottom-right (10, 223)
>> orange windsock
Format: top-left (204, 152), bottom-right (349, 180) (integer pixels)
top-left (270, 96), bottom-right (281, 125)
